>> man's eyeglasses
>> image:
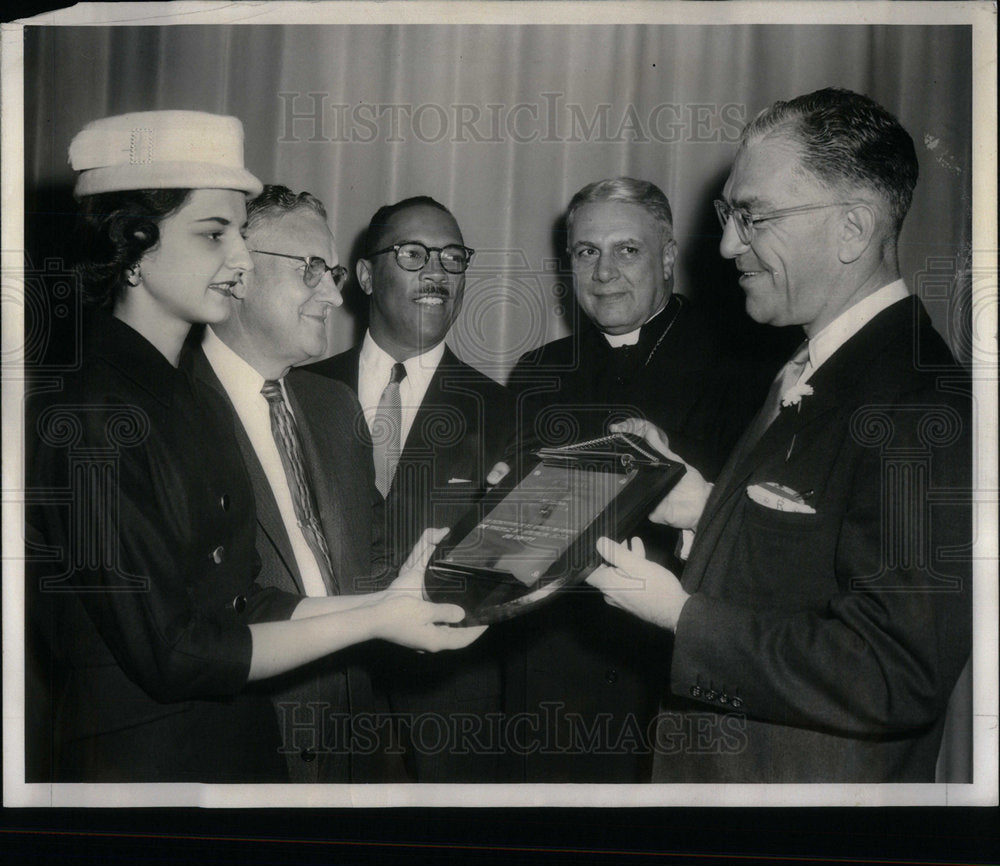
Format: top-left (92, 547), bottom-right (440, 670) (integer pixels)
top-left (251, 250), bottom-right (348, 289)
top-left (368, 242), bottom-right (475, 274)
top-left (713, 200), bottom-right (857, 245)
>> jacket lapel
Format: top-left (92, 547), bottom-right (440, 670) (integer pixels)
top-left (390, 346), bottom-right (457, 494)
top-left (684, 297), bottom-right (919, 592)
top-left (340, 345), bottom-right (362, 395)
top-left (186, 344), bottom-right (305, 594)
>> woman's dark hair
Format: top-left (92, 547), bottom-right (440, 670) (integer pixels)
top-left (74, 188), bottom-right (192, 308)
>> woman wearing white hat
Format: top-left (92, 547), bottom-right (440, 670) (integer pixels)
top-left (26, 111), bottom-right (483, 782)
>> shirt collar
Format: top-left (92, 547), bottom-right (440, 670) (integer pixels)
top-left (203, 324), bottom-right (273, 397)
top-left (806, 280), bottom-right (910, 374)
top-left (601, 299), bottom-right (669, 348)
top-left (359, 330), bottom-right (446, 389)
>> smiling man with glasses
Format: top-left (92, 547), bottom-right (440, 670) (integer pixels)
top-left (183, 184), bottom-right (402, 783)
top-left (586, 88), bottom-right (972, 783)
top-left (307, 195), bottom-right (515, 782)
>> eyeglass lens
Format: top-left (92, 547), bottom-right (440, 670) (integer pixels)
top-left (395, 243), bottom-right (471, 273)
top-left (714, 200), bottom-right (751, 243)
top-left (303, 257), bottom-right (346, 289)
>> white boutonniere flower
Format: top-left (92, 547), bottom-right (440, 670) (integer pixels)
top-left (780, 382), bottom-right (813, 409)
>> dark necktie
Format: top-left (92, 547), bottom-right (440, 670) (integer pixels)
top-left (260, 379), bottom-right (337, 593)
top-left (742, 339), bottom-right (811, 452)
top-left (372, 362), bottom-right (407, 497)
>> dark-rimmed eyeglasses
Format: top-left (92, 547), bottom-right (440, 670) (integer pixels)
top-left (713, 200), bottom-right (857, 245)
top-left (251, 250), bottom-right (348, 289)
top-left (368, 241), bottom-right (475, 274)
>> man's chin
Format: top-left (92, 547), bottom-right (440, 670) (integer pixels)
top-left (744, 300), bottom-right (785, 328)
top-left (594, 314), bottom-right (641, 336)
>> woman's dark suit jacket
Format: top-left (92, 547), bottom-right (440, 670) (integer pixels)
top-left (26, 315), bottom-right (300, 782)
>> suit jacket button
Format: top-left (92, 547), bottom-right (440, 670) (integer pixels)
top-left (219, 494), bottom-right (230, 511)
top-left (605, 668), bottom-right (618, 685)
top-left (718, 693), bottom-right (729, 705)
top-left (731, 697), bottom-right (743, 709)
top-left (211, 545), bottom-right (225, 564)
top-left (232, 595), bottom-right (247, 613)
top-left (704, 689), bottom-right (717, 701)
top-left (300, 748), bottom-right (317, 763)
top-left (690, 685), bottom-right (702, 698)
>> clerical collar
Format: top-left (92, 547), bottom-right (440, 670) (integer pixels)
top-left (601, 299), bottom-right (670, 347)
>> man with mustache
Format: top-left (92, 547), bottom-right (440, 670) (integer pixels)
top-left (186, 184), bottom-right (400, 782)
top-left (307, 196), bottom-right (515, 781)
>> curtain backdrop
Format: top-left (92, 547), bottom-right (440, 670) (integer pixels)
top-left (21, 22), bottom-right (974, 783)
top-left (25, 23), bottom-right (972, 380)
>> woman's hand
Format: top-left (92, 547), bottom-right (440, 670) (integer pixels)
top-left (610, 418), bottom-right (712, 530)
top-left (376, 527), bottom-right (486, 651)
top-left (370, 594), bottom-right (487, 652)
top-left (388, 527), bottom-right (448, 595)
top-left (587, 536), bottom-right (690, 631)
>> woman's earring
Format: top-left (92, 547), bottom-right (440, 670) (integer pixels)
top-left (126, 266), bottom-right (141, 287)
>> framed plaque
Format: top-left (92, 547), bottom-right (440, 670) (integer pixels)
top-left (424, 433), bottom-right (685, 624)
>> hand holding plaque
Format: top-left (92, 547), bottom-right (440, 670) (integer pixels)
top-left (424, 432), bottom-right (685, 624)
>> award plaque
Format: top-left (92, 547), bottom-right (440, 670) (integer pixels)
top-left (424, 432), bottom-right (685, 624)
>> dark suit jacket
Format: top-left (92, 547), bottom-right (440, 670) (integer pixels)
top-left (186, 341), bottom-right (400, 782)
top-left (26, 316), bottom-right (298, 782)
top-left (306, 342), bottom-right (518, 781)
top-left (657, 296), bottom-right (972, 782)
top-left (500, 295), bottom-right (766, 782)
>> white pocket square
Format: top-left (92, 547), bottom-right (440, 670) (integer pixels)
top-left (448, 477), bottom-right (472, 484)
top-left (746, 482), bottom-right (816, 514)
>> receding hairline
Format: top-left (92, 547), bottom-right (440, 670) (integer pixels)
top-left (366, 201), bottom-right (464, 254)
top-left (566, 201), bottom-right (674, 248)
top-left (248, 203), bottom-right (331, 241)
top-left (565, 178), bottom-right (674, 243)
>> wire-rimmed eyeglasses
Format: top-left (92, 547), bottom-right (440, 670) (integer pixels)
top-left (250, 250), bottom-right (348, 289)
top-left (368, 241), bottom-right (475, 274)
top-left (713, 200), bottom-right (857, 245)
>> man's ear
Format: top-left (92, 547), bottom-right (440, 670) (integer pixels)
top-left (356, 258), bottom-right (374, 295)
top-left (661, 237), bottom-right (678, 281)
top-left (838, 203), bottom-right (877, 264)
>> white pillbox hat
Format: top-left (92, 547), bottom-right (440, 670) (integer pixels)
top-left (69, 110), bottom-right (263, 198)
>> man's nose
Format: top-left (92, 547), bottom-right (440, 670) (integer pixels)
top-left (718, 218), bottom-right (748, 260)
top-left (313, 272), bottom-right (344, 307)
top-left (594, 252), bottom-right (618, 282)
top-left (421, 249), bottom-right (448, 279)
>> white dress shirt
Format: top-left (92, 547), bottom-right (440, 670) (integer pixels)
top-left (357, 330), bottom-right (446, 449)
top-left (680, 280), bottom-right (911, 560)
top-left (202, 327), bottom-right (329, 597)
top-left (798, 279), bottom-right (911, 386)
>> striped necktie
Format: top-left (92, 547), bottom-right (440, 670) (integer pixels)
top-left (260, 379), bottom-right (337, 593)
top-left (372, 362), bottom-right (407, 497)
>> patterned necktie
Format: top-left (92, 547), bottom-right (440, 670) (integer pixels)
top-left (372, 362), bottom-right (407, 498)
top-left (260, 379), bottom-right (337, 593)
top-left (742, 339), bottom-right (811, 452)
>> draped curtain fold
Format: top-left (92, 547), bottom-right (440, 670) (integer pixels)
top-left (25, 23), bottom-right (972, 377)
